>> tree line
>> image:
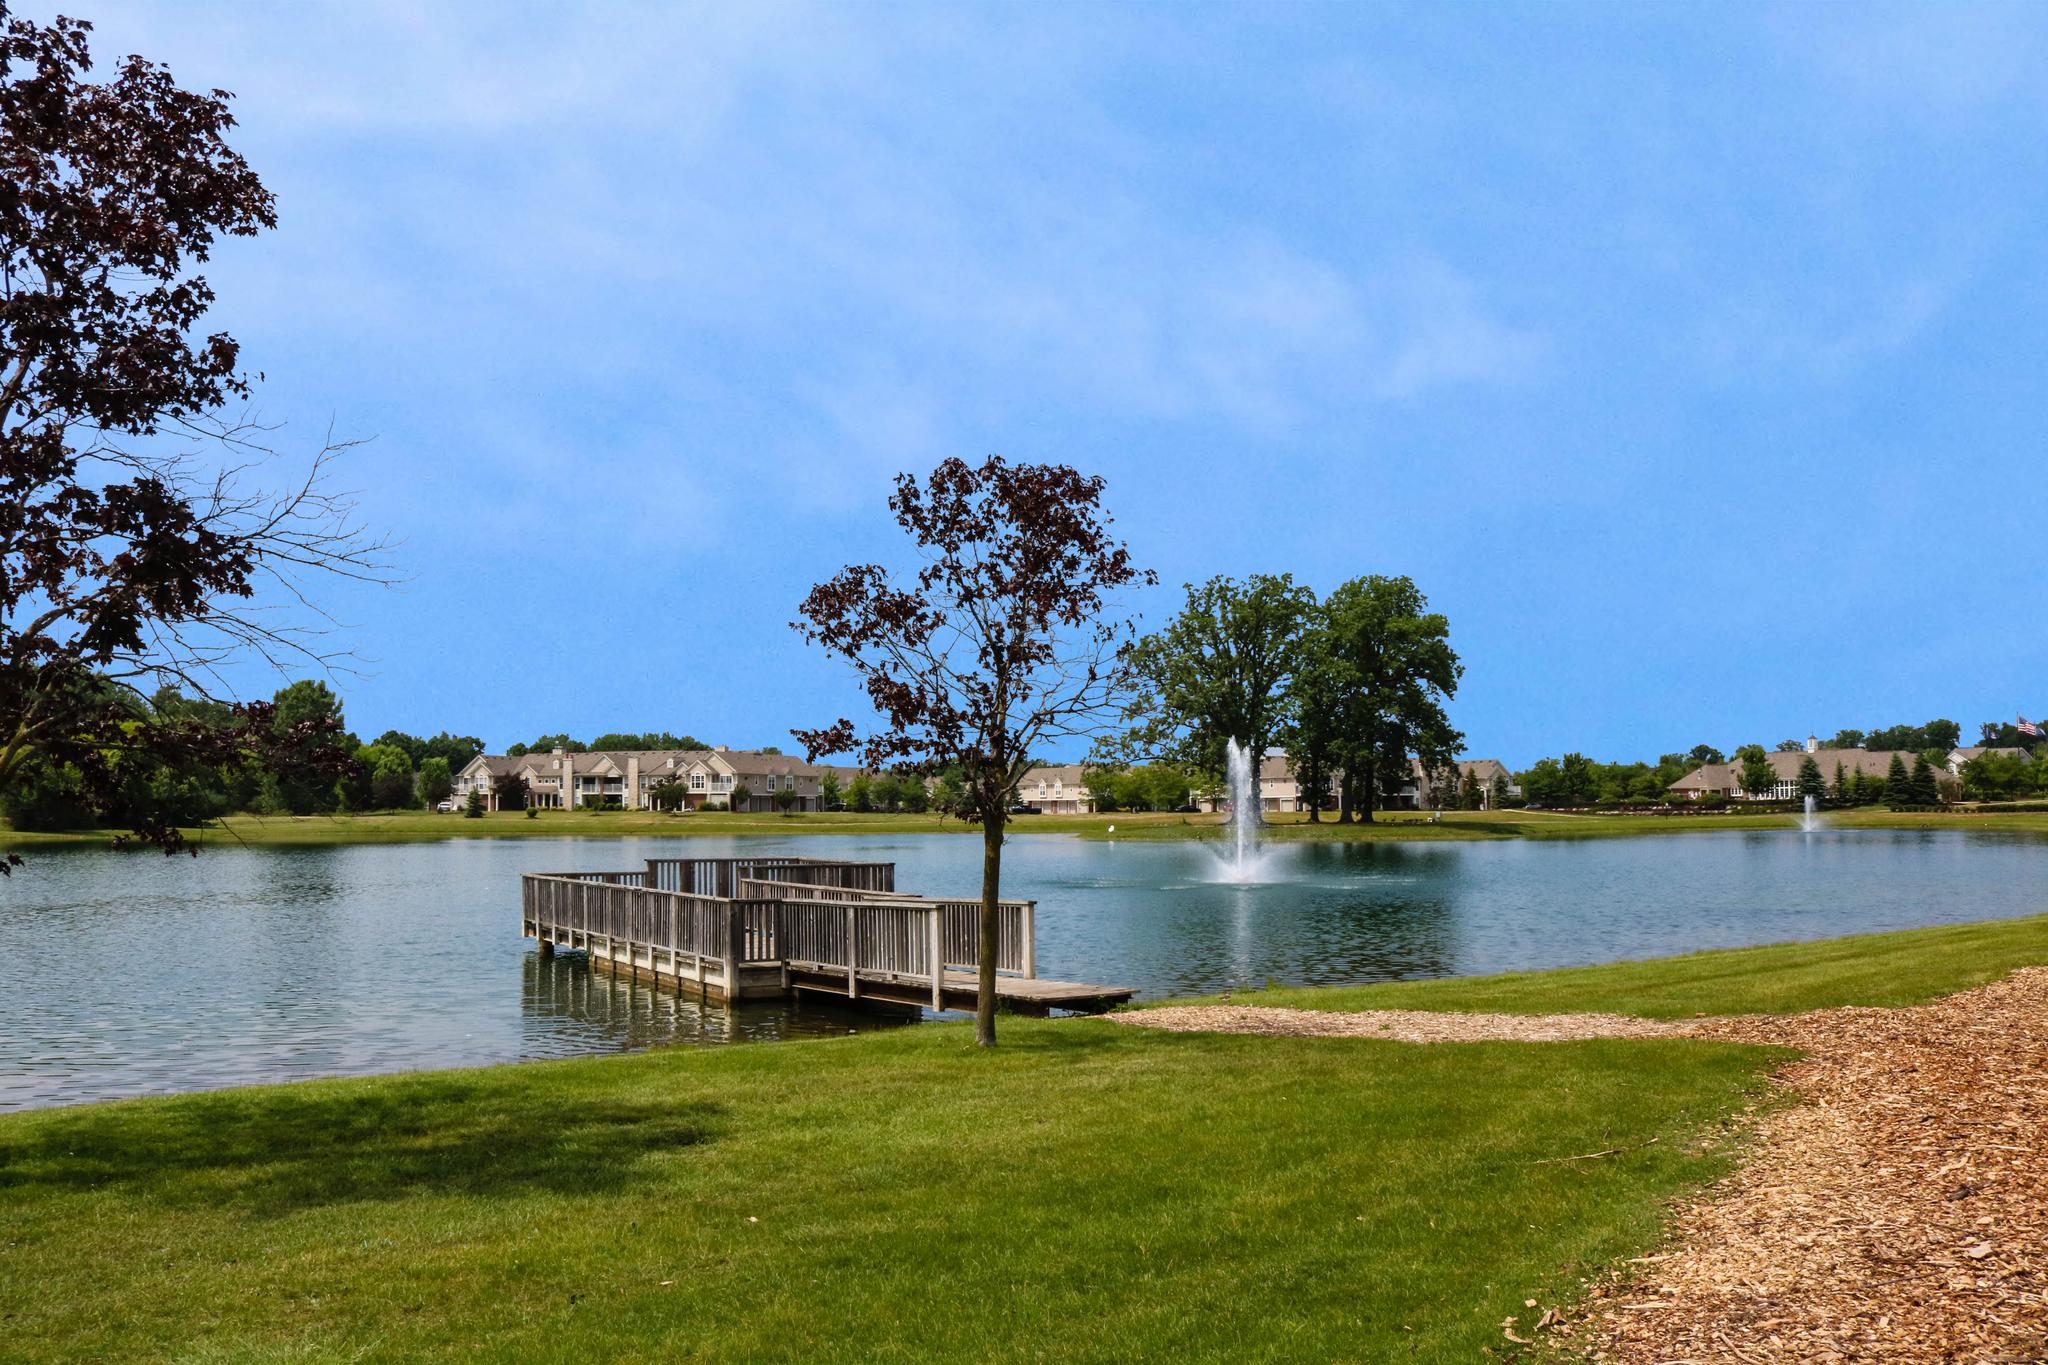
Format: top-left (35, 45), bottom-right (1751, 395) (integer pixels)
top-left (1, 677), bottom-right (483, 833)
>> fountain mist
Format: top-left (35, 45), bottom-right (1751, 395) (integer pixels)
top-left (1212, 738), bottom-right (1272, 883)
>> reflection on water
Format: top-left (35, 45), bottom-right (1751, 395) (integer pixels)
top-left (2, 827), bottom-right (2044, 1108)
top-left (519, 951), bottom-right (910, 1052)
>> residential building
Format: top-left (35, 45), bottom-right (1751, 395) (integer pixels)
top-left (454, 746), bottom-right (838, 812)
top-left (1019, 764), bottom-right (1093, 814)
top-left (1670, 737), bottom-right (1924, 801)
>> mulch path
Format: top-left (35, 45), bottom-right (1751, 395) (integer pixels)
top-left (1110, 1003), bottom-right (1698, 1043)
top-left (1112, 971), bottom-right (2048, 1361)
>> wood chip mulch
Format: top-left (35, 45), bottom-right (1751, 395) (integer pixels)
top-left (1115, 971), bottom-right (2048, 1361)
top-left (1109, 1003), bottom-right (1698, 1043)
top-left (1570, 966), bottom-right (2048, 1364)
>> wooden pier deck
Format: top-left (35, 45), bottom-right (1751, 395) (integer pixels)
top-left (521, 856), bottom-right (1135, 1014)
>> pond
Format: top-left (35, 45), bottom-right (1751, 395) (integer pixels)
top-left (2, 827), bottom-right (2043, 1109)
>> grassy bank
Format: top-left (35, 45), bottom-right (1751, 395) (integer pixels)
top-left (0, 1018), bottom-right (1769, 1363)
top-left (10, 917), bottom-right (2048, 1361)
top-left (12, 803), bottom-right (2048, 853)
top-left (1176, 913), bottom-right (2048, 1019)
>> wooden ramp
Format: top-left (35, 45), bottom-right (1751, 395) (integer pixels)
top-left (521, 857), bottom-right (1135, 1015)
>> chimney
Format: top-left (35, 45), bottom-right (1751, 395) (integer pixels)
top-left (713, 744), bottom-right (728, 753)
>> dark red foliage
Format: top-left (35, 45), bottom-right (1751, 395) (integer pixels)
top-left (0, 9), bottom-right (379, 862)
top-left (792, 455), bottom-right (1152, 818)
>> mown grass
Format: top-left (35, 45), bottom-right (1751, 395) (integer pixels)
top-left (0, 1018), bottom-right (1772, 1363)
top-left (11, 914), bottom-right (2048, 1360)
top-left (1180, 913), bottom-right (2048, 1019)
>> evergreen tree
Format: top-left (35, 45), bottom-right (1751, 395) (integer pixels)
top-left (1830, 761), bottom-right (1847, 802)
top-left (1489, 771), bottom-right (1509, 808)
top-left (1796, 754), bottom-right (1826, 800)
top-left (1883, 753), bottom-right (1911, 808)
top-left (1908, 754), bottom-right (1940, 806)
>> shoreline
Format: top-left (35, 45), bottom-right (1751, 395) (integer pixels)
top-left (10, 804), bottom-right (2048, 853)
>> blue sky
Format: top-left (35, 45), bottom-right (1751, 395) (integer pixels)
top-left (52, 1), bottom-right (2048, 764)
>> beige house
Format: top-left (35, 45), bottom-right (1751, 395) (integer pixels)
top-left (1669, 739), bottom-right (1923, 801)
top-left (456, 746), bottom-right (837, 812)
top-left (1019, 764), bottom-right (1094, 814)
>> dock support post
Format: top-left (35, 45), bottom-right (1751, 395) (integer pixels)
top-left (1022, 901), bottom-right (1037, 979)
top-left (929, 908), bottom-right (944, 1011)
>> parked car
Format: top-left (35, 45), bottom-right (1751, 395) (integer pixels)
top-left (435, 800), bottom-right (457, 813)
top-left (1008, 803), bottom-right (1043, 815)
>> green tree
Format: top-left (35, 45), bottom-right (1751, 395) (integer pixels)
top-left (421, 732), bottom-right (484, 769)
top-left (1882, 753), bottom-right (1911, 807)
top-left (1737, 748), bottom-right (1777, 798)
top-left (1558, 752), bottom-right (1597, 804)
top-left (1826, 729), bottom-right (1865, 751)
top-left (647, 780), bottom-right (688, 811)
top-left (1280, 616), bottom-right (1345, 822)
top-left (1796, 754), bottom-right (1826, 801)
top-left (729, 781), bottom-right (752, 810)
top-left (774, 786), bottom-right (800, 815)
top-left (1489, 771), bottom-right (1510, 808)
top-left (1458, 768), bottom-right (1483, 810)
top-left (463, 788), bottom-right (485, 818)
top-left (820, 771), bottom-right (843, 810)
top-left (417, 757), bottom-right (453, 808)
top-left (1319, 576), bottom-right (1462, 824)
top-left (1106, 573), bottom-right (1315, 819)
top-left (1907, 754), bottom-right (1940, 806)
top-left (267, 680), bottom-right (353, 815)
top-left (847, 773), bottom-right (873, 812)
top-left (1830, 761), bottom-right (1847, 802)
top-left (358, 743), bottom-right (415, 809)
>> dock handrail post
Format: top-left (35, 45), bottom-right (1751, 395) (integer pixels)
top-left (1022, 900), bottom-right (1037, 979)
top-left (725, 901), bottom-right (743, 1000)
top-left (846, 903), bottom-right (858, 999)
top-left (645, 857), bottom-right (660, 890)
top-left (929, 907), bottom-right (944, 1011)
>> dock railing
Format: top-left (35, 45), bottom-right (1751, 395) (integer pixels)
top-left (523, 863), bottom-right (1037, 1007)
top-left (738, 878), bottom-right (1036, 977)
top-left (643, 856), bottom-right (895, 898)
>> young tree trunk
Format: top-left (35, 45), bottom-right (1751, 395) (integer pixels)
top-left (1336, 771), bottom-right (1353, 824)
top-left (977, 815), bottom-right (1003, 1047)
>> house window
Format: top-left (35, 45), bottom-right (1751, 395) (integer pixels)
top-left (689, 773), bottom-right (705, 791)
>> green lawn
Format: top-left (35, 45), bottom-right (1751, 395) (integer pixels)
top-left (13, 914), bottom-right (2048, 1362)
top-left (1172, 913), bottom-right (2048, 1019)
top-left (0, 1021), bottom-right (1771, 1363)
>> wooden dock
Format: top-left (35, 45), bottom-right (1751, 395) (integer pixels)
top-left (521, 856), bottom-right (1134, 1014)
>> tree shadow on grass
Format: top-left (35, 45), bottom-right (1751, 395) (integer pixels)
top-left (0, 1078), bottom-right (722, 1215)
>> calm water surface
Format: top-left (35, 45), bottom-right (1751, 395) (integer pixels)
top-left (2, 828), bottom-right (2042, 1108)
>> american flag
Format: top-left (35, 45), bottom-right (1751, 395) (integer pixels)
top-left (2020, 715), bottom-right (2043, 738)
